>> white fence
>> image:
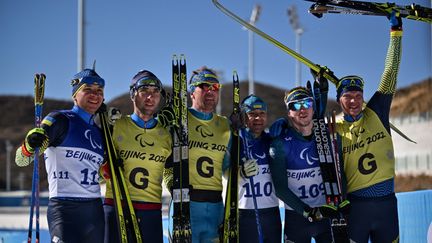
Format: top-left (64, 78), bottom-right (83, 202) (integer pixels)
top-left (390, 112), bottom-right (432, 175)
top-left (390, 111), bottom-right (432, 125)
top-left (395, 152), bottom-right (432, 175)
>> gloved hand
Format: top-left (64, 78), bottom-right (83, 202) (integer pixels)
top-left (100, 158), bottom-right (125, 180)
top-left (389, 10), bottom-right (402, 31)
top-left (158, 106), bottom-right (176, 128)
top-left (338, 199), bottom-right (351, 217)
top-left (24, 128), bottom-right (49, 154)
top-left (304, 204), bottom-right (338, 222)
top-left (229, 112), bottom-right (244, 131)
top-left (107, 107), bottom-right (121, 125)
top-left (310, 66), bottom-right (331, 94)
top-left (269, 118), bottom-right (288, 138)
top-left (240, 158), bottom-right (259, 178)
top-left (94, 106), bottom-right (122, 128)
top-left (100, 162), bottom-right (111, 180)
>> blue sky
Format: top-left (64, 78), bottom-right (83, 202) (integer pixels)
top-left (1, 0), bottom-right (430, 103)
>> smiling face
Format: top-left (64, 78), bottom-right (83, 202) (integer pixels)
top-left (245, 110), bottom-right (267, 136)
top-left (73, 84), bottom-right (104, 114)
top-left (339, 90), bottom-right (364, 118)
top-left (287, 104), bottom-right (314, 133)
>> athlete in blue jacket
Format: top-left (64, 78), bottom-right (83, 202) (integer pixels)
top-left (238, 95), bottom-right (281, 243)
top-left (269, 85), bottom-right (339, 243)
top-left (16, 68), bottom-right (106, 243)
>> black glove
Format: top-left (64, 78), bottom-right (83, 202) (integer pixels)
top-left (158, 106), bottom-right (176, 128)
top-left (25, 128), bottom-right (49, 153)
top-left (229, 112), bottom-right (244, 130)
top-left (389, 10), bottom-right (402, 31)
top-left (338, 200), bottom-right (351, 217)
top-left (310, 67), bottom-right (330, 94)
top-left (304, 204), bottom-right (338, 222)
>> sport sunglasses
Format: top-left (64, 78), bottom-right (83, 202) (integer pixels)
top-left (287, 97), bottom-right (314, 111)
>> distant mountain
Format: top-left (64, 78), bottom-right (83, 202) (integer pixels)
top-left (0, 78), bottom-right (430, 190)
top-left (108, 81), bottom-right (341, 123)
top-left (390, 77), bottom-right (432, 117)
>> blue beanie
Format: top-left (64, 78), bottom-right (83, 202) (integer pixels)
top-left (189, 67), bottom-right (219, 92)
top-left (284, 87), bottom-right (312, 106)
top-left (241, 94), bottom-right (267, 113)
top-left (336, 75), bottom-right (364, 101)
top-left (71, 69), bottom-right (105, 97)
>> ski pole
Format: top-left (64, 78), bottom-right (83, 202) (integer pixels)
top-left (240, 129), bottom-right (264, 243)
top-left (28, 73), bottom-right (45, 243)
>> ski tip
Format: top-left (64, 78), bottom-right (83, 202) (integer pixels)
top-left (312, 12), bottom-right (324, 18)
top-left (180, 54), bottom-right (186, 65)
top-left (306, 80), bottom-right (312, 90)
top-left (232, 70), bottom-right (239, 81)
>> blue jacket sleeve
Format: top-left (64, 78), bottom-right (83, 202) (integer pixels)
top-left (269, 138), bottom-right (309, 215)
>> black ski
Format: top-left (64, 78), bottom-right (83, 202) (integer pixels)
top-left (223, 71), bottom-right (240, 243)
top-left (98, 106), bottom-right (142, 243)
top-left (308, 80), bottom-right (349, 243)
top-left (171, 54), bottom-right (192, 243)
top-left (306, 0), bottom-right (432, 24)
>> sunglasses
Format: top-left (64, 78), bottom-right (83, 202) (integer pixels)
top-left (133, 78), bottom-right (161, 90)
top-left (195, 82), bottom-right (222, 91)
top-left (287, 97), bottom-right (314, 111)
top-left (337, 77), bottom-right (364, 90)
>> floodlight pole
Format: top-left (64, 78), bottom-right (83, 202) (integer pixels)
top-left (287, 5), bottom-right (304, 87)
top-left (248, 4), bottom-right (261, 94)
top-left (78, 0), bottom-right (86, 71)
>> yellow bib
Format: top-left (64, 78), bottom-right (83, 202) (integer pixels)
top-left (337, 107), bottom-right (395, 193)
top-left (105, 116), bottom-right (172, 203)
top-left (188, 112), bottom-right (231, 191)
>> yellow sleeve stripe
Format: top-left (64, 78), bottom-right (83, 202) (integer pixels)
top-left (390, 30), bottom-right (403, 37)
top-left (42, 119), bottom-right (53, 126)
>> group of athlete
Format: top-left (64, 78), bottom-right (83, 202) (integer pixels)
top-left (15, 12), bottom-right (402, 243)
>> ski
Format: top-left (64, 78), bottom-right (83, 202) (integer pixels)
top-left (171, 54), bottom-right (192, 243)
top-left (306, 0), bottom-right (432, 24)
top-left (308, 80), bottom-right (349, 243)
top-left (98, 107), bottom-right (142, 243)
top-left (327, 110), bottom-right (349, 243)
top-left (223, 71), bottom-right (240, 243)
top-left (211, 0), bottom-right (415, 143)
top-left (27, 73), bottom-right (45, 243)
